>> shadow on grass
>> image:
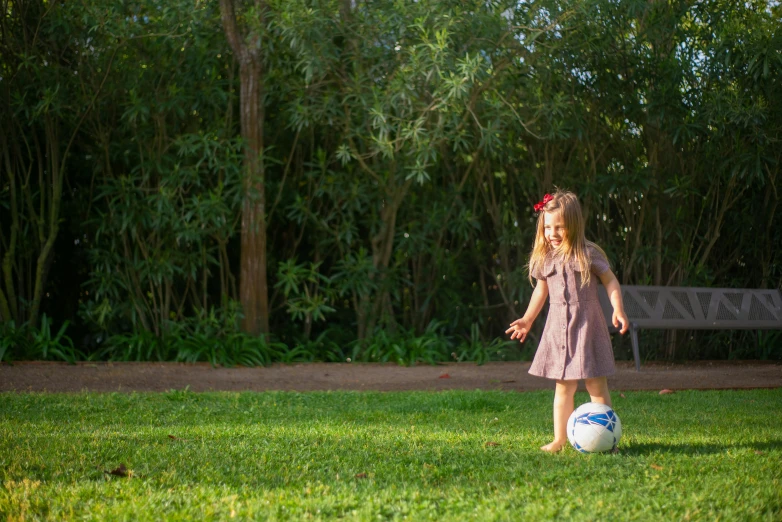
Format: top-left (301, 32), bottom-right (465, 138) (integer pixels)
top-left (622, 439), bottom-right (782, 456)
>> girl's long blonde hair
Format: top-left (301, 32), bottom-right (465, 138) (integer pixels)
top-left (527, 190), bottom-right (608, 288)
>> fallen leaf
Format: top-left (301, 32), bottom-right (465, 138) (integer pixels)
top-left (659, 389), bottom-right (675, 395)
top-left (650, 464), bottom-right (663, 470)
top-left (439, 373), bottom-right (451, 379)
top-left (620, 393), bottom-right (626, 399)
top-left (107, 464), bottom-right (130, 477)
top-left (168, 434), bottom-right (189, 441)
top-left (355, 473), bottom-right (367, 479)
top-left (485, 441), bottom-right (500, 447)
top-left (754, 450), bottom-right (765, 455)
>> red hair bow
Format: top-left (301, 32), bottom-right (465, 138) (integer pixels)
top-left (534, 193), bottom-right (553, 213)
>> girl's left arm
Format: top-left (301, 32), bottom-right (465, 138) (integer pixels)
top-left (598, 270), bottom-right (629, 334)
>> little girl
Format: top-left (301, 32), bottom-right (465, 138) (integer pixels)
top-left (506, 190), bottom-right (629, 452)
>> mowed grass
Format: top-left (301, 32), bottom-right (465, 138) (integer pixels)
top-left (1, 389), bottom-right (780, 521)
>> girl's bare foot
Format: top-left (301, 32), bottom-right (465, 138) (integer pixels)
top-left (540, 440), bottom-right (567, 453)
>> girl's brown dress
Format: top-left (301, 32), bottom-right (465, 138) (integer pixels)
top-left (528, 245), bottom-right (616, 380)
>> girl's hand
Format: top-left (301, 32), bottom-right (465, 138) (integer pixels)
top-left (599, 270), bottom-right (630, 335)
top-left (613, 309), bottom-right (629, 334)
top-left (505, 318), bottom-right (531, 342)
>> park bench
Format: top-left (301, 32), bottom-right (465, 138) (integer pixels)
top-left (597, 285), bottom-right (782, 371)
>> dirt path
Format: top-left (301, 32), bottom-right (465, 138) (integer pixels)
top-left (1, 360), bottom-right (780, 393)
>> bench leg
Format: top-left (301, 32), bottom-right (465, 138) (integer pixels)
top-left (630, 324), bottom-right (641, 372)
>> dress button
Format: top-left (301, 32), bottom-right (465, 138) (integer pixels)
top-left (562, 282), bottom-right (565, 288)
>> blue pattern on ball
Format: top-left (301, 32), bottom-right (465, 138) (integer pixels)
top-left (573, 441), bottom-right (590, 454)
top-left (575, 410), bottom-right (618, 433)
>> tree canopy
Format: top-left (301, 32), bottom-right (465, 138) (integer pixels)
top-left (1, 0), bottom-right (780, 361)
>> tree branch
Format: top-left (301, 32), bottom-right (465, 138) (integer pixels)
top-left (219, 0), bottom-right (245, 59)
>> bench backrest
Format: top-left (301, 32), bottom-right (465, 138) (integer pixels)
top-left (598, 285), bottom-right (782, 330)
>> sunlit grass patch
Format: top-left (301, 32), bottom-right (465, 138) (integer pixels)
top-left (1, 389), bottom-right (780, 520)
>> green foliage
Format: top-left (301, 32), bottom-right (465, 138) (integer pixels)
top-left (0, 322), bottom-right (25, 363)
top-left (453, 323), bottom-right (522, 365)
top-left (2, 0), bottom-right (781, 361)
top-left (275, 259), bottom-right (336, 325)
top-left (756, 330), bottom-right (782, 360)
top-left (347, 320), bottom-right (522, 366)
top-left (0, 316), bottom-right (82, 363)
top-left (85, 131), bottom-right (244, 335)
top-left (98, 303), bottom-right (286, 367)
top-left (350, 320), bottom-right (454, 366)
top-left (0, 307), bottom-right (524, 366)
top-left (291, 328), bottom-right (352, 363)
top-left (101, 328), bottom-right (284, 367)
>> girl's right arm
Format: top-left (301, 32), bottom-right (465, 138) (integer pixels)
top-left (505, 279), bottom-right (549, 343)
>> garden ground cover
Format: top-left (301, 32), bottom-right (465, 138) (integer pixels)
top-left (1, 389), bottom-right (780, 521)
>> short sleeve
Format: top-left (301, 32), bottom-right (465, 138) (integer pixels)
top-left (589, 246), bottom-right (611, 276)
top-left (529, 261), bottom-right (544, 280)
top-left (530, 253), bottom-right (556, 280)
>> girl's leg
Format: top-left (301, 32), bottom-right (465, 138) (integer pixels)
top-left (542, 379), bottom-right (578, 452)
top-left (584, 377), bottom-right (611, 407)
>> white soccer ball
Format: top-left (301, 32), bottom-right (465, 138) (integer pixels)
top-left (567, 402), bottom-right (622, 453)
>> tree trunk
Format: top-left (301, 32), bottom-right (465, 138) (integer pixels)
top-left (654, 204), bottom-right (662, 286)
top-left (27, 118), bottom-right (63, 329)
top-left (0, 127), bottom-right (21, 323)
top-left (238, 58), bottom-right (269, 336)
top-left (220, 0), bottom-right (269, 336)
top-left (364, 181), bottom-right (411, 336)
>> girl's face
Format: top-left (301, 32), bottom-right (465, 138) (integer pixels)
top-left (543, 211), bottom-right (567, 249)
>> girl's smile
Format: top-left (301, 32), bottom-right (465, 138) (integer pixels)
top-left (543, 211), bottom-right (567, 248)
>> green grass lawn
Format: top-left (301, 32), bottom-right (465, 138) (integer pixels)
top-left (1, 389), bottom-right (780, 521)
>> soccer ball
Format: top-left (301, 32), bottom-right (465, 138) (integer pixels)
top-left (567, 402), bottom-right (622, 453)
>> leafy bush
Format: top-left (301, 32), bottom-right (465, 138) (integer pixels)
top-left (99, 305), bottom-right (289, 367)
top-left (452, 323), bottom-right (521, 365)
top-left (344, 320), bottom-right (522, 366)
top-left (0, 315), bottom-right (82, 363)
top-left (0, 309), bottom-right (528, 366)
